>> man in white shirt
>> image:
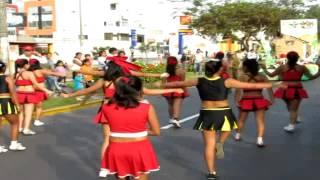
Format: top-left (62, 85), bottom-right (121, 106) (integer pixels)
top-left (194, 49), bottom-right (204, 75)
top-left (18, 46), bottom-right (39, 61)
top-left (247, 49), bottom-right (259, 60)
top-left (97, 50), bottom-right (107, 69)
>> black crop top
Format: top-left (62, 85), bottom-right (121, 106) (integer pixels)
top-left (196, 77), bottom-right (229, 101)
top-left (0, 75), bottom-right (9, 93)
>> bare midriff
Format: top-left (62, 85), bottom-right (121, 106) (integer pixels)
top-left (201, 100), bottom-right (229, 109)
top-left (110, 136), bottom-right (148, 142)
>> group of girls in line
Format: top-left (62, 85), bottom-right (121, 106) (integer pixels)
top-left (1, 50), bottom-right (319, 180)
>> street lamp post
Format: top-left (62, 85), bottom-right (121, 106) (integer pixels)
top-left (79, 0), bottom-right (84, 49)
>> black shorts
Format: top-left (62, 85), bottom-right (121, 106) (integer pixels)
top-left (193, 107), bottom-right (237, 131)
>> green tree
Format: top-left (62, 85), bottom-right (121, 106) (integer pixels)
top-left (189, 1), bottom-right (301, 51)
top-left (138, 42), bottom-right (153, 60)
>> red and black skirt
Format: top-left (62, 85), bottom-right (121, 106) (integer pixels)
top-left (93, 101), bottom-right (108, 124)
top-left (239, 96), bottom-right (271, 111)
top-left (35, 91), bottom-right (48, 103)
top-left (16, 91), bottom-right (40, 104)
top-left (162, 89), bottom-right (189, 98)
top-left (274, 84), bottom-right (308, 100)
top-left (0, 97), bottom-right (18, 115)
top-left (101, 139), bottom-right (160, 179)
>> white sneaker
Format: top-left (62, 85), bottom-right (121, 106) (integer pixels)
top-left (256, 137), bottom-right (265, 148)
top-left (169, 119), bottom-right (181, 128)
top-left (34, 120), bottom-right (45, 127)
top-left (22, 129), bottom-right (37, 136)
top-left (284, 124), bottom-right (295, 133)
top-left (98, 168), bottom-right (109, 178)
top-left (19, 128), bottom-right (24, 133)
top-left (234, 133), bottom-right (241, 141)
top-left (9, 142), bottom-right (26, 151)
top-left (0, 146), bottom-right (8, 153)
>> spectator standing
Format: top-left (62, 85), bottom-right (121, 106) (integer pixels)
top-left (194, 49), bottom-right (205, 75)
top-left (80, 59), bottom-right (94, 88)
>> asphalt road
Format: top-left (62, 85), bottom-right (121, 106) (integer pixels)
top-left (1, 80), bottom-right (320, 180)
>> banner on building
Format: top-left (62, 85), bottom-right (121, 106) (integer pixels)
top-left (131, 29), bottom-right (137, 48)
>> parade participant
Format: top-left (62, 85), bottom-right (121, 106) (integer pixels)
top-left (101, 76), bottom-right (160, 180)
top-left (0, 61), bottom-right (26, 153)
top-left (158, 60), bottom-right (276, 179)
top-left (162, 56), bottom-right (188, 128)
top-left (63, 61), bottom-right (180, 177)
top-left (15, 59), bottom-right (52, 135)
top-left (215, 51), bottom-right (230, 79)
top-left (29, 59), bottom-right (65, 127)
top-left (261, 51), bottom-right (320, 132)
top-left (234, 59), bottom-right (273, 147)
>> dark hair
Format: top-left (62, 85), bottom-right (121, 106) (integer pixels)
top-left (118, 50), bottom-right (125, 56)
top-left (108, 76), bottom-right (142, 108)
top-left (99, 50), bottom-right (106, 56)
top-left (215, 52), bottom-right (225, 60)
top-left (84, 54), bottom-right (91, 58)
top-left (166, 56), bottom-right (178, 76)
top-left (55, 60), bottom-right (64, 68)
top-left (75, 52), bottom-right (82, 57)
top-left (15, 59), bottom-right (29, 77)
top-left (82, 59), bottom-right (90, 65)
top-left (205, 60), bottom-right (222, 77)
top-left (29, 59), bottom-right (42, 71)
top-left (242, 59), bottom-right (259, 76)
top-left (109, 47), bottom-right (117, 54)
top-left (0, 61), bottom-right (6, 73)
top-left (287, 51), bottom-right (299, 69)
top-left (103, 61), bottom-right (125, 81)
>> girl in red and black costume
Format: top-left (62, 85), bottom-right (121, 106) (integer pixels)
top-left (158, 60), bottom-right (277, 179)
top-left (0, 61), bottom-right (26, 153)
top-left (162, 56), bottom-right (188, 128)
top-left (235, 59), bottom-right (273, 147)
top-left (15, 59), bottom-right (52, 135)
top-left (63, 61), bottom-right (180, 177)
top-left (215, 52), bottom-right (231, 79)
top-left (262, 51), bottom-right (320, 132)
top-left (29, 59), bottom-right (66, 127)
top-left (101, 76), bottom-right (160, 180)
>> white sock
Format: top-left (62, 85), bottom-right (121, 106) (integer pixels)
top-left (289, 124), bottom-right (295, 128)
top-left (257, 137), bottom-right (263, 144)
top-left (10, 141), bottom-right (18, 145)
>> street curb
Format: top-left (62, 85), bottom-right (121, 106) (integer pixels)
top-left (0, 100), bottom-right (102, 125)
top-left (42, 100), bottom-right (102, 117)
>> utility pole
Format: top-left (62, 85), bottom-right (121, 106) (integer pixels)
top-left (79, 0), bottom-right (83, 49)
top-left (0, 0), bottom-right (9, 64)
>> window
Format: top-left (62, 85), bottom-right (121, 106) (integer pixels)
top-left (115, 21), bottom-right (120, 27)
top-left (104, 21), bottom-right (107, 26)
top-left (118, 33), bottom-right (129, 41)
top-left (28, 6), bottom-right (53, 30)
top-left (110, 3), bottom-right (117, 10)
top-left (121, 18), bottom-right (128, 27)
top-left (104, 33), bottom-right (113, 40)
top-left (79, 35), bottom-right (88, 40)
top-left (137, 35), bottom-right (144, 43)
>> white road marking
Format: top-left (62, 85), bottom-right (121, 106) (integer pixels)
top-left (160, 114), bottom-right (200, 130)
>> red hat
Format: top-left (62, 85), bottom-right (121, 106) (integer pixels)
top-left (110, 58), bottom-right (142, 75)
top-left (29, 59), bottom-right (39, 65)
top-left (167, 56), bottom-right (178, 65)
top-left (23, 46), bottom-right (34, 51)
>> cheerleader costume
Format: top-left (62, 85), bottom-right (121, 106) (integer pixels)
top-left (93, 83), bottom-right (115, 124)
top-left (193, 76), bottom-right (237, 131)
top-left (101, 101), bottom-right (160, 179)
top-left (35, 76), bottom-right (48, 102)
top-left (0, 75), bottom-right (18, 116)
top-left (15, 72), bottom-right (39, 104)
top-left (238, 76), bottom-right (271, 111)
top-left (274, 68), bottom-right (308, 100)
top-left (162, 75), bottom-right (189, 98)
